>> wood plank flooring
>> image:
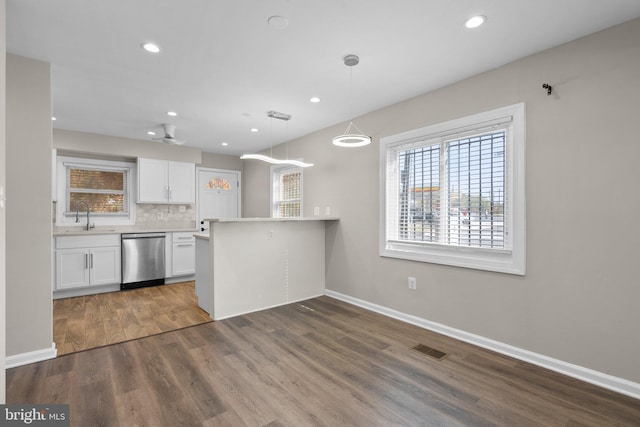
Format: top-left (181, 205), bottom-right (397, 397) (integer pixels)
top-left (8, 296), bottom-right (640, 426)
top-left (53, 281), bottom-right (212, 355)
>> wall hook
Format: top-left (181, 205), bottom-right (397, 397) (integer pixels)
top-left (542, 83), bottom-right (553, 95)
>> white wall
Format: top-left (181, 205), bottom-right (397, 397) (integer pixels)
top-left (243, 19), bottom-right (640, 384)
top-left (6, 54), bottom-right (53, 358)
top-left (0, 0), bottom-right (7, 403)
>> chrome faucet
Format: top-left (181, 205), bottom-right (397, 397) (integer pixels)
top-left (75, 200), bottom-right (95, 230)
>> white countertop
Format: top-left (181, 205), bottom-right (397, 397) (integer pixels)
top-left (53, 227), bottom-right (199, 237)
top-left (203, 217), bottom-right (340, 223)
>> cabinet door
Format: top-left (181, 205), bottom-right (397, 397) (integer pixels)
top-left (172, 242), bottom-right (195, 276)
top-left (168, 161), bottom-right (195, 204)
top-left (138, 158), bottom-right (169, 203)
top-left (90, 246), bottom-right (121, 286)
top-left (56, 248), bottom-right (90, 290)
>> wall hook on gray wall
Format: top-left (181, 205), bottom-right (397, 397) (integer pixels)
top-left (542, 83), bottom-right (553, 95)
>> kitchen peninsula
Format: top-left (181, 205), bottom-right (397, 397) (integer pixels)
top-left (195, 217), bottom-right (338, 320)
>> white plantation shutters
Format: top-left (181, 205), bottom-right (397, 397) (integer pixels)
top-left (381, 103), bottom-right (526, 275)
top-left (272, 166), bottom-right (302, 218)
top-left (446, 130), bottom-right (507, 249)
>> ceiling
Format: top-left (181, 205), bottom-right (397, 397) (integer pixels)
top-left (7, 1), bottom-right (640, 156)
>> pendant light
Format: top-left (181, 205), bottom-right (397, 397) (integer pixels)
top-left (241, 111), bottom-right (313, 167)
top-left (332, 54), bottom-right (371, 147)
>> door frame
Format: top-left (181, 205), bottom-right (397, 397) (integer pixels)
top-left (196, 167), bottom-right (242, 229)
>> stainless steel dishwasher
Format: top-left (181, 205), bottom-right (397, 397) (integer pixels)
top-left (121, 232), bottom-right (166, 290)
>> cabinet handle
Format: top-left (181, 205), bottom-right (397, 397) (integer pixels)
top-left (176, 243), bottom-right (194, 248)
top-left (166, 186), bottom-right (170, 200)
top-left (168, 186), bottom-right (172, 201)
top-left (176, 236), bottom-right (192, 240)
top-left (85, 253), bottom-right (88, 269)
top-left (90, 253), bottom-right (94, 269)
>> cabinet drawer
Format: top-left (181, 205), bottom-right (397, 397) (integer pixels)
top-left (56, 234), bottom-right (120, 249)
top-left (172, 232), bottom-right (195, 243)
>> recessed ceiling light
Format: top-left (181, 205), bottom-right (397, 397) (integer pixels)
top-left (51, 117), bottom-right (56, 121)
top-left (465, 15), bottom-right (486, 29)
top-left (142, 42), bottom-right (160, 53)
top-left (221, 142), bottom-right (229, 147)
top-left (147, 131), bottom-right (156, 136)
top-left (167, 111), bottom-right (177, 117)
top-left (310, 97), bottom-right (320, 103)
top-left (250, 128), bottom-right (258, 133)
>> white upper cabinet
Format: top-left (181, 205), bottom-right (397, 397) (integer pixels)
top-left (137, 158), bottom-right (195, 204)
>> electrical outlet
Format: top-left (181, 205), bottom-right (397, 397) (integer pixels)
top-left (179, 205), bottom-right (186, 213)
top-left (157, 212), bottom-right (163, 220)
top-left (408, 277), bottom-right (417, 290)
top-left (325, 206), bottom-right (331, 216)
top-left (314, 206), bottom-right (320, 216)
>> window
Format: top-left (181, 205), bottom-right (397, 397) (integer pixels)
top-left (271, 165), bottom-right (302, 218)
top-left (56, 156), bottom-right (136, 226)
top-left (380, 103), bottom-right (526, 275)
top-left (67, 167), bottom-right (128, 215)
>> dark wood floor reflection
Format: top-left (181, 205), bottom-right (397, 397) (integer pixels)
top-left (53, 281), bottom-right (212, 355)
top-left (9, 296), bottom-right (640, 426)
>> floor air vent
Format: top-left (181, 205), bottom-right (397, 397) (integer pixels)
top-left (412, 344), bottom-right (448, 360)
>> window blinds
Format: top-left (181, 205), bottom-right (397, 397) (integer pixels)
top-left (387, 125), bottom-right (510, 251)
top-left (66, 165), bottom-right (129, 214)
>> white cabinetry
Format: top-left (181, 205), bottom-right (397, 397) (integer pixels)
top-left (165, 232), bottom-right (196, 278)
top-left (55, 234), bottom-right (121, 293)
top-left (137, 158), bottom-right (195, 204)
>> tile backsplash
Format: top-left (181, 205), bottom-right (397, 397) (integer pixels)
top-left (52, 202), bottom-right (196, 231)
top-left (135, 203), bottom-right (196, 229)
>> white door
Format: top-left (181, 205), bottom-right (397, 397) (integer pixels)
top-left (197, 168), bottom-right (240, 231)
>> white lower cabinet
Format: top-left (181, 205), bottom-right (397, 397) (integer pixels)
top-left (166, 232), bottom-right (196, 277)
top-left (55, 234), bottom-right (121, 291)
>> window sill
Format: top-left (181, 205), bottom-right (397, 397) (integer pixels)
top-left (380, 241), bottom-right (525, 275)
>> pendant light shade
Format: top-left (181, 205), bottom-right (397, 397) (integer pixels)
top-left (240, 154), bottom-right (313, 168)
top-left (333, 54), bottom-right (371, 148)
top-left (240, 111), bottom-right (313, 167)
top-left (332, 121), bottom-right (372, 147)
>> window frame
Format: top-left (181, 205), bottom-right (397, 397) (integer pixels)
top-left (271, 164), bottom-right (303, 218)
top-left (56, 156), bottom-right (137, 227)
top-left (379, 103), bottom-right (526, 275)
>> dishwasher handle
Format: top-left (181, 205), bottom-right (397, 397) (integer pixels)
top-left (121, 232), bottom-right (166, 239)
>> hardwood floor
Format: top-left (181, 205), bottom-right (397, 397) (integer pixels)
top-left (9, 296), bottom-right (640, 426)
top-left (53, 281), bottom-right (212, 355)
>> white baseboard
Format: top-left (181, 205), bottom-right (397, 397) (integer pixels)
top-left (6, 343), bottom-right (57, 369)
top-left (324, 289), bottom-right (640, 401)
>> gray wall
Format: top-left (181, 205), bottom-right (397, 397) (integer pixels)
top-left (53, 128), bottom-right (202, 163)
top-left (1, 0), bottom-right (7, 403)
top-left (6, 54), bottom-right (53, 357)
top-left (200, 151), bottom-right (242, 171)
top-left (243, 19), bottom-right (640, 383)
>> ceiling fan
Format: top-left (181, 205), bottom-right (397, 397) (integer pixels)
top-left (153, 123), bottom-right (186, 145)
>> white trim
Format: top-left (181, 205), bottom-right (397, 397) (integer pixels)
top-left (324, 289), bottom-right (640, 401)
top-left (6, 343), bottom-right (57, 368)
top-left (379, 103), bottom-right (526, 275)
top-left (56, 155), bottom-right (137, 227)
top-left (270, 163), bottom-right (303, 218)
